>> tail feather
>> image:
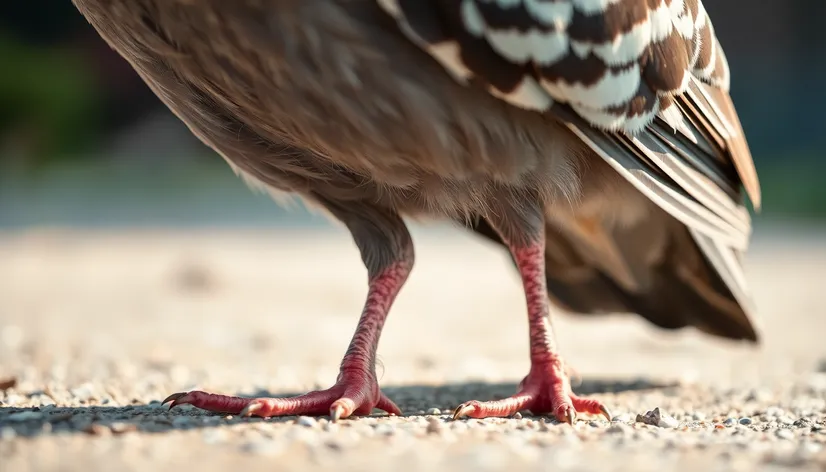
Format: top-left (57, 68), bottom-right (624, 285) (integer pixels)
top-left (466, 207), bottom-right (758, 343)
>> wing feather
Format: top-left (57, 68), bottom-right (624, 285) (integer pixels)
top-left (379, 0), bottom-right (762, 317)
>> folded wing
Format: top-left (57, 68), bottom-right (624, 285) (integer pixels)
top-left (379, 0), bottom-right (762, 321)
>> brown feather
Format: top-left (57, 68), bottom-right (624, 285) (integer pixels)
top-left (467, 189), bottom-right (758, 342)
top-left (71, 0), bottom-right (761, 342)
top-left (687, 85), bottom-right (762, 210)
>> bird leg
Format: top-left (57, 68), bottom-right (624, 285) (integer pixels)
top-left (165, 205), bottom-right (413, 420)
top-left (453, 203), bottom-right (610, 424)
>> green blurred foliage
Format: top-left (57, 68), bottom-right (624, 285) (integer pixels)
top-left (0, 34), bottom-right (103, 167)
top-left (757, 156), bottom-right (826, 220)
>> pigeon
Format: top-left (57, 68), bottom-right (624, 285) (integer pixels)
top-left (72, 0), bottom-right (762, 424)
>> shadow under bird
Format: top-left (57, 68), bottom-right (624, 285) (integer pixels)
top-left (71, 0), bottom-right (763, 424)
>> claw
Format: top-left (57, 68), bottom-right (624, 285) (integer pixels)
top-left (240, 402), bottom-right (263, 417)
top-left (599, 405), bottom-right (612, 422)
top-left (452, 403), bottom-right (475, 421)
top-left (162, 392), bottom-right (186, 405)
top-left (564, 406), bottom-right (576, 425)
top-left (162, 392), bottom-right (190, 410)
top-left (330, 404), bottom-right (345, 423)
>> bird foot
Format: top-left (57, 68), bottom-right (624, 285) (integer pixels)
top-left (452, 359), bottom-right (610, 424)
top-left (163, 372), bottom-right (401, 421)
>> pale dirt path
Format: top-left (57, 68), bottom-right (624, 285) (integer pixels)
top-left (1, 225), bottom-right (825, 471)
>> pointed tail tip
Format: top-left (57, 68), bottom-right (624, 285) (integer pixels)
top-left (747, 182), bottom-right (762, 213)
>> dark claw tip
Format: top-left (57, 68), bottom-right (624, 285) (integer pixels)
top-left (240, 403), bottom-right (263, 418)
top-left (564, 407), bottom-right (576, 425)
top-left (452, 404), bottom-right (475, 421)
top-left (162, 392), bottom-right (186, 405)
top-left (330, 404), bottom-right (345, 423)
top-left (599, 405), bottom-right (612, 422)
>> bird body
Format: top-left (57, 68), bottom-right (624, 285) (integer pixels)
top-left (73, 0), bottom-right (762, 422)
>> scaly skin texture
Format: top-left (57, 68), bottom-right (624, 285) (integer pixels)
top-left (164, 260), bottom-right (412, 420)
top-left (453, 243), bottom-right (609, 423)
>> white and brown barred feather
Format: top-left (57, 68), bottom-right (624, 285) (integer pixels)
top-left (378, 0), bottom-right (762, 315)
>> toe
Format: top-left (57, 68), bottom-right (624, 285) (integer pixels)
top-left (160, 391), bottom-right (253, 415)
top-left (240, 400), bottom-right (267, 417)
top-left (162, 392), bottom-right (190, 408)
top-left (162, 390), bottom-right (210, 410)
top-left (570, 395), bottom-right (610, 419)
top-left (551, 400), bottom-right (577, 424)
top-left (452, 393), bottom-right (535, 420)
top-left (452, 401), bottom-right (481, 420)
top-left (329, 399), bottom-right (356, 422)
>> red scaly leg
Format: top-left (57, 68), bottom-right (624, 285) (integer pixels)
top-left (452, 240), bottom-right (610, 424)
top-left (163, 258), bottom-right (411, 420)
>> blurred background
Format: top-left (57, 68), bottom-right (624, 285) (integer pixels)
top-left (1, 1), bottom-right (825, 228)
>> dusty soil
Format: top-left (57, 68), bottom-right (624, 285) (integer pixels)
top-left (1, 225), bottom-right (825, 471)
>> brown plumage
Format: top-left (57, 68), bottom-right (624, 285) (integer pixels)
top-left (71, 0), bottom-right (761, 422)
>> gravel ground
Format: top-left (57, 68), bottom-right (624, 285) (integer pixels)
top-left (1, 225), bottom-right (826, 471)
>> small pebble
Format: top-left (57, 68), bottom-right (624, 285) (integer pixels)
top-left (32, 395), bottom-right (55, 407)
top-left (425, 408), bottom-right (441, 416)
top-left (284, 425), bottom-right (322, 443)
top-left (172, 416), bottom-right (192, 428)
top-left (6, 411), bottom-right (44, 422)
top-left (775, 429), bottom-right (794, 440)
top-left (70, 383), bottom-right (97, 402)
top-left (49, 412), bottom-right (74, 423)
top-left (4, 395), bottom-right (24, 406)
top-left (450, 421), bottom-right (468, 433)
top-left (202, 429), bottom-right (227, 444)
top-left (745, 388), bottom-right (773, 403)
top-left (511, 412), bottom-right (522, 420)
top-left (241, 440), bottom-right (283, 456)
top-left (724, 418), bottom-right (737, 427)
top-left (636, 408), bottom-right (679, 428)
top-left (82, 423), bottom-right (110, 436)
top-left (739, 417), bottom-right (753, 425)
top-left (793, 418), bottom-right (812, 428)
top-left (766, 407), bottom-right (785, 417)
top-left (296, 416), bottom-right (317, 428)
top-left (606, 423), bottom-right (631, 435)
top-left (0, 377), bottom-right (17, 391)
top-left (109, 422), bottom-right (138, 435)
top-left (374, 424), bottom-right (395, 436)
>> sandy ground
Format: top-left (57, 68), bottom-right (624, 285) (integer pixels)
top-left (1, 224), bottom-right (825, 471)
